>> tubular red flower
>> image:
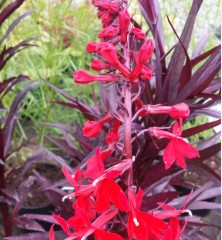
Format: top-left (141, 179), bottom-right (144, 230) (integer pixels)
top-left (119, 9), bottom-right (131, 44)
top-left (91, 59), bottom-right (112, 71)
top-left (131, 28), bottom-right (146, 40)
top-left (168, 102), bottom-right (190, 119)
top-left (83, 113), bottom-right (112, 138)
top-left (98, 25), bottom-right (119, 39)
top-left (74, 69), bottom-right (119, 84)
top-left (86, 42), bottom-right (98, 53)
top-left (138, 39), bottom-right (154, 65)
top-left (98, 43), bottom-right (130, 77)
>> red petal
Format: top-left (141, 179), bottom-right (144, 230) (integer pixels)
top-left (107, 179), bottom-right (129, 211)
top-left (95, 229), bottom-right (124, 240)
top-left (95, 180), bottom-right (111, 213)
top-left (83, 120), bottom-right (103, 138)
top-left (49, 225), bottom-right (55, 240)
top-left (176, 138), bottom-right (199, 159)
top-left (52, 214), bottom-right (70, 235)
top-left (163, 140), bottom-right (176, 169)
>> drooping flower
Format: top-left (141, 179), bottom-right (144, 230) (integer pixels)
top-left (119, 9), bottom-right (131, 44)
top-left (74, 69), bottom-right (119, 84)
top-left (82, 113), bottom-right (112, 138)
top-left (149, 121), bottom-right (199, 169)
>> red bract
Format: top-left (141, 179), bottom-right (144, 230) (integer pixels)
top-left (74, 69), bottom-right (119, 84)
top-left (82, 113), bottom-right (112, 137)
top-left (119, 9), bottom-right (131, 43)
top-left (149, 121), bottom-right (199, 169)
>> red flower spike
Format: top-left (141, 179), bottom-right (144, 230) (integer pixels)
top-left (49, 225), bottom-right (55, 240)
top-left (86, 42), bottom-right (98, 53)
top-left (91, 59), bottom-right (112, 71)
top-left (82, 113), bottom-right (112, 138)
top-left (74, 69), bottom-right (119, 84)
top-left (98, 43), bottom-right (130, 77)
top-left (131, 27), bottom-right (146, 40)
top-left (119, 9), bottom-right (131, 44)
top-left (105, 119), bottom-right (121, 144)
top-left (98, 25), bottom-right (119, 39)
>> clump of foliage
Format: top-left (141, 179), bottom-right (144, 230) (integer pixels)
top-left (0, 0), bottom-right (37, 237)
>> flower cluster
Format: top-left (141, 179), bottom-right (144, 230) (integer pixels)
top-left (50, 0), bottom-right (199, 239)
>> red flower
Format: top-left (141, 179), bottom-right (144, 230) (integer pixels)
top-left (131, 28), bottom-right (146, 40)
top-left (119, 9), bottom-right (131, 43)
top-left (168, 102), bottom-right (190, 119)
top-left (74, 69), bottom-right (119, 84)
top-left (98, 25), bottom-right (119, 39)
top-left (130, 39), bottom-right (154, 80)
top-left (105, 119), bottom-right (121, 144)
top-left (52, 207), bottom-right (124, 240)
top-left (86, 41), bottom-right (98, 53)
top-left (82, 113), bottom-right (112, 138)
top-left (98, 42), bottom-right (130, 77)
top-left (127, 188), bottom-right (167, 240)
top-left (91, 59), bottom-right (112, 71)
top-left (149, 121), bottom-right (199, 169)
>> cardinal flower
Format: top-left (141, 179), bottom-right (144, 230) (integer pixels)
top-left (131, 27), bottom-right (146, 40)
top-left (130, 39), bottom-right (154, 81)
top-left (98, 25), bottom-right (119, 39)
top-left (50, 207), bottom-right (124, 240)
top-left (127, 188), bottom-right (167, 240)
top-left (119, 9), bottom-right (131, 44)
top-left (82, 112), bottom-right (112, 138)
top-left (91, 59), bottom-right (112, 71)
top-left (74, 69), bottom-right (119, 84)
top-left (149, 121), bottom-right (199, 169)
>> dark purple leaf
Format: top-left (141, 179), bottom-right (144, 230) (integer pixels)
top-left (21, 214), bottom-right (56, 224)
top-left (163, 0), bottom-right (203, 102)
top-left (0, 10), bottom-right (35, 45)
top-left (188, 201), bottom-right (220, 210)
top-left (182, 119), bottom-right (221, 138)
top-left (191, 33), bottom-right (209, 59)
top-left (4, 81), bottom-right (38, 156)
top-left (10, 215), bottom-right (45, 232)
top-left (0, 0), bottom-right (25, 27)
